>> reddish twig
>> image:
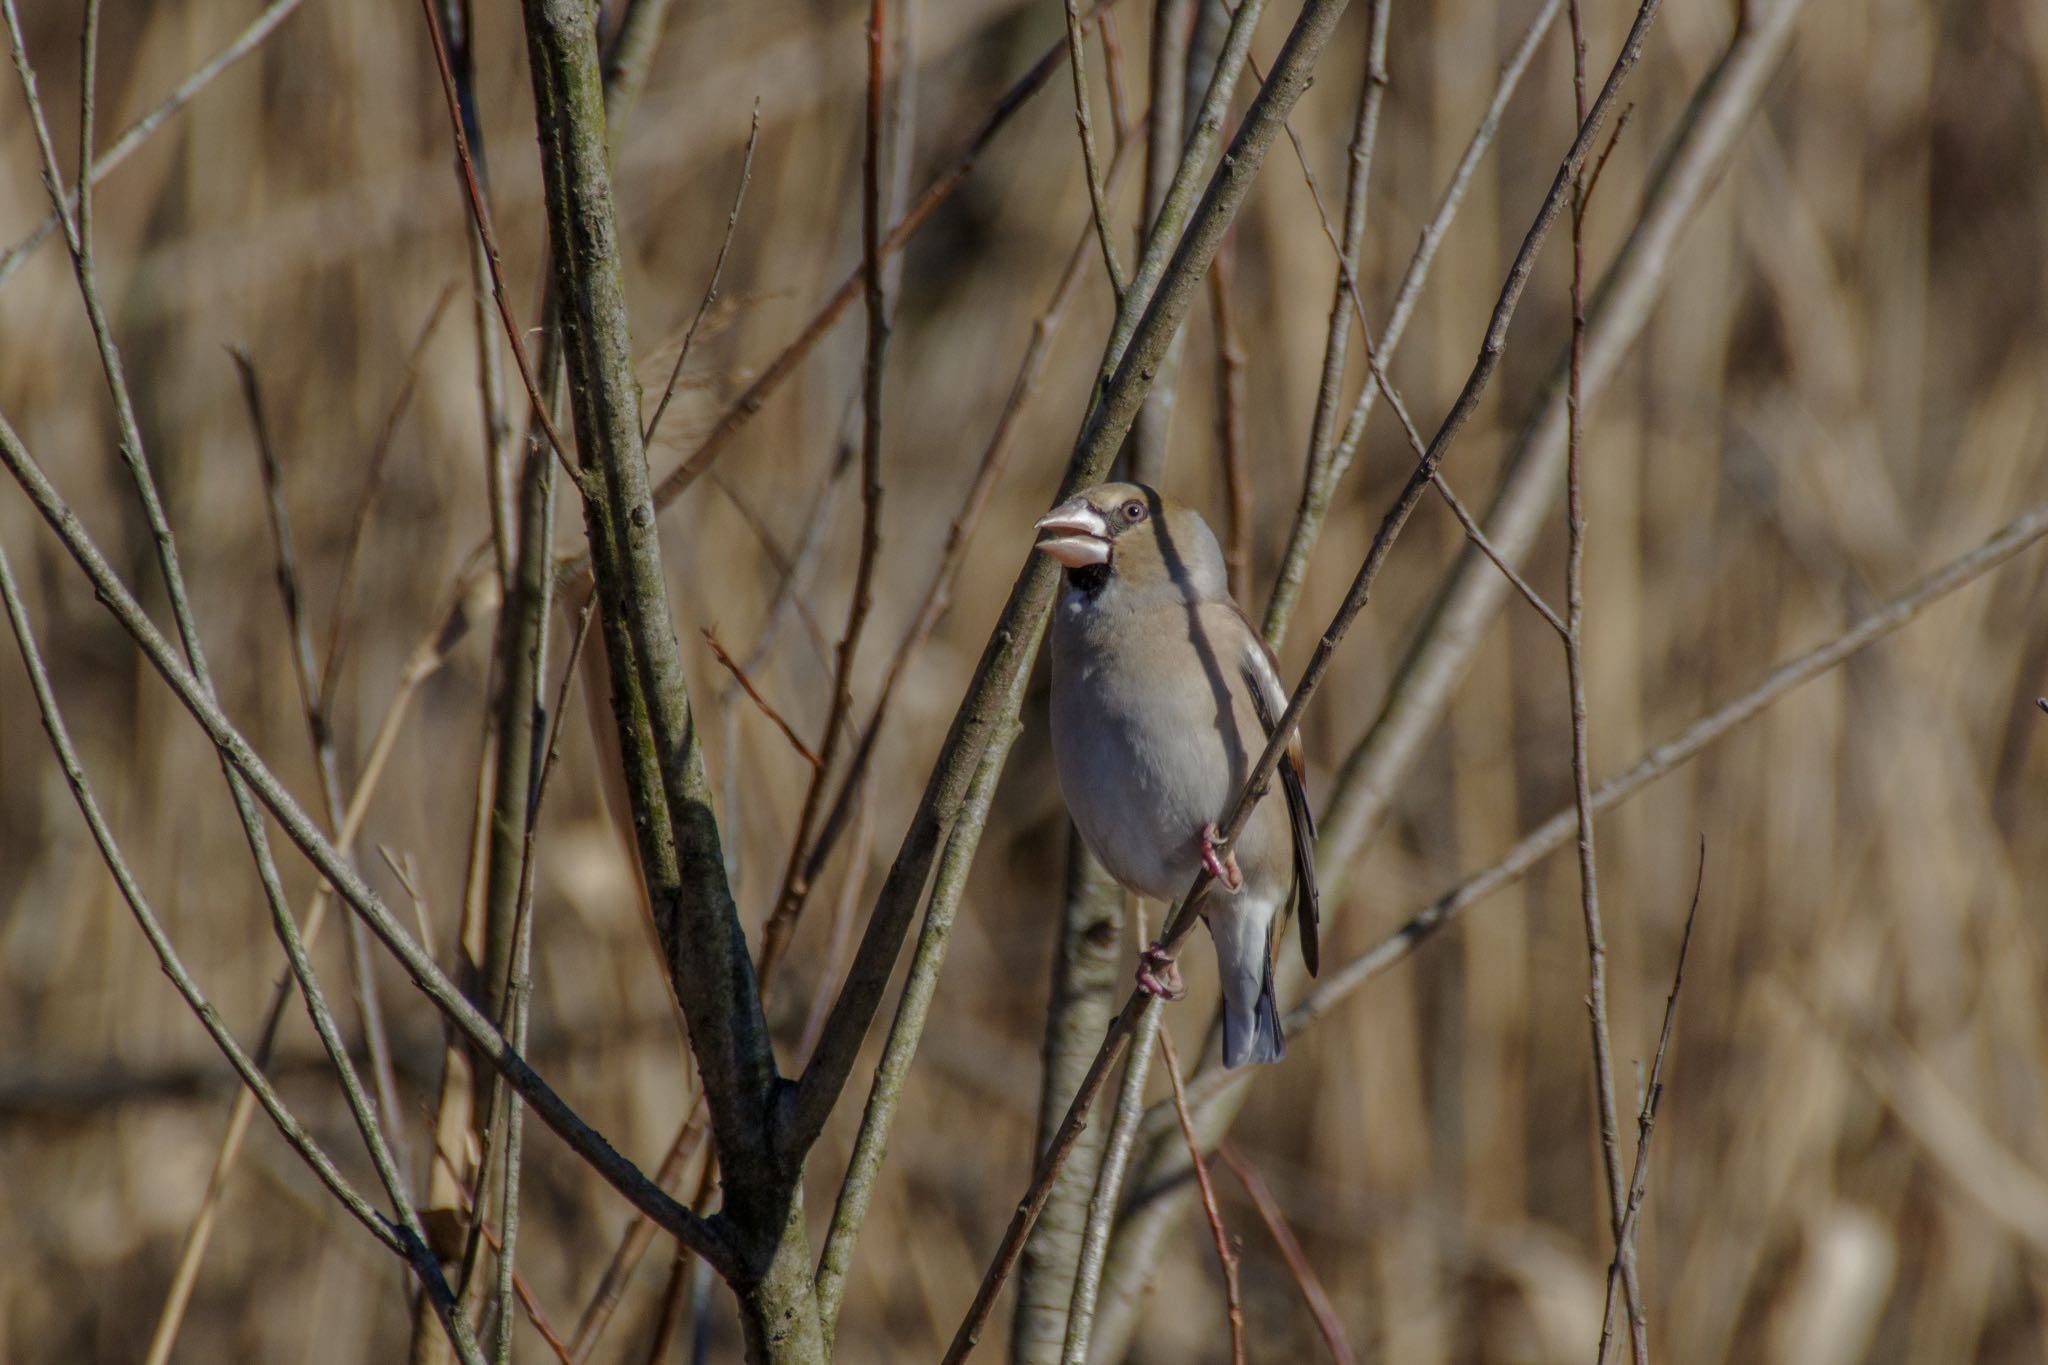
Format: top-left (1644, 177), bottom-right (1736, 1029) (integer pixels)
top-left (417, 0), bottom-right (583, 491)
top-left (1160, 1031), bottom-right (1244, 1365)
top-left (564, 1104), bottom-right (713, 1362)
top-left (1219, 1144), bottom-right (1357, 1365)
top-left (756, 0), bottom-right (892, 1012)
top-left (702, 627), bottom-right (822, 768)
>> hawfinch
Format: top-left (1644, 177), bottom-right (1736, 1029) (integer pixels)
top-left (1036, 482), bottom-right (1319, 1066)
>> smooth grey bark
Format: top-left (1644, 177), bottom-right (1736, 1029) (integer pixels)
top-left (1012, 838), bottom-right (1127, 1363)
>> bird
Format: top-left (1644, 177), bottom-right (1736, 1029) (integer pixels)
top-left (1035, 481), bottom-right (1318, 1067)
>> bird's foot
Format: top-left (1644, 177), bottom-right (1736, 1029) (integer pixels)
top-left (1200, 822), bottom-right (1243, 891)
top-left (1136, 944), bottom-right (1186, 1001)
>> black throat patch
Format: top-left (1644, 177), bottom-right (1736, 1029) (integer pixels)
top-left (1067, 563), bottom-right (1111, 599)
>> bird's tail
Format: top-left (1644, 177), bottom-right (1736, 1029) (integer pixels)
top-left (1221, 950), bottom-right (1285, 1068)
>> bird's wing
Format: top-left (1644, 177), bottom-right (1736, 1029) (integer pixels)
top-left (1230, 604), bottom-right (1320, 977)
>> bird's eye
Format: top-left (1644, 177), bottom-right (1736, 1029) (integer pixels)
top-left (1120, 499), bottom-right (1147, 523)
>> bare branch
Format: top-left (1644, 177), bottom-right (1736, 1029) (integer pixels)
top-left (1065, 0), bottom-right (1128, 294)
top-left (1598, 841), bottom-right (1705, 1362)
top-left (1159, 1032), bottom-right (1244, 1365)
top-left (1217, 1144), bottom-right (1355, 1365)
top-left (645, 103), bottom-right (761, 446)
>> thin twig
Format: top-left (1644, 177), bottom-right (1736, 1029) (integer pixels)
top-left (1218, 1144), bottom-right (1356, 1365)
top-left (1210, 240), bottom-right (1254, 604)
top-left (1159, 1031), bottom-right (1244, 1365)
top-left (703, 627), bottom-right (822, 767)
top-left (644, 102), bottom-right (761, 446)
top-left (1562, 1), bottom-right (1645, 1350)
top-left (231, 346), bottom-right (411, 1181)
top-left (448, 1176), bottom-right (578, 1365)
top-left (756, 0), bottom-right (894, 1035)
top-left (418, 0), bottom-right (581, 489)
top-left (1597, 840), bottom-right (1704, 1362)
top-left (320, 287), bottom-right (460, 707)
top-left (1065, 0), bottom-right (1128, 295)
top-left (1126, 0), bottom-right (1194, 481)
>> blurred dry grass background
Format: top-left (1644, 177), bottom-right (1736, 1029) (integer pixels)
top-left (4, 0), bottom-right (2048, 1361)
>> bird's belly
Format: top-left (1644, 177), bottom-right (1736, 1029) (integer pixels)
top-left (1051, 679), bottom-right (1238, 903)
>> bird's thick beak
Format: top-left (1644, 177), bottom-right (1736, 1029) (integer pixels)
top-left (1033, 499), bottom-right (1112, 568)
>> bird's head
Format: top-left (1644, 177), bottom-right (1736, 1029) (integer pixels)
top-left (1034, 482), bottom-right (1226, 602)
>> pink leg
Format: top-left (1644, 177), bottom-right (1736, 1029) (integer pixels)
top-left (1136, 944), bottom-right (1186, 1001)
top-left (1200, 821), bottom-right (1243, 891)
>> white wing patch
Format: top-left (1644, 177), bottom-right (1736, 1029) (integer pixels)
top-left (1241, 636), bottom-right (1289, 728)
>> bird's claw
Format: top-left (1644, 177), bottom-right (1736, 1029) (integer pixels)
top-left (1200, 821), bottom-right (1243, 891)
top-left (1136, 944), bottom-right (1186, 1001)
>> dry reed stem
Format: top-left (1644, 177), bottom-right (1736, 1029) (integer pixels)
top-left (318, 288), bottom-right (461, 704)
top-left (1210, 240), bottom-right (1253, 604)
